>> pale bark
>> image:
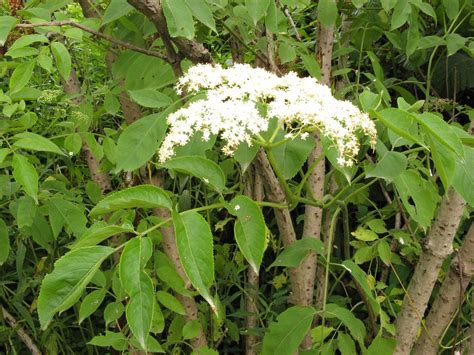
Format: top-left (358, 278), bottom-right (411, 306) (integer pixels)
top-left (244, 165), bottom-right (264, 355)
top-left (149, 176), bottom-right (208, 348)
top-left (127, 0), bottom-right (212, 75)
top-left (255, 149), bottom-right (301, 304)
top-left (59, 63), bottom-right (113, 193)
top-left (413, 223), bottom-right (474, 354)
top-left (394, 188), bottom-right (466, 354)
top-left (1, 305), bottom-right (42, 355)
top-left (300, 21), bottom-right (334, 349)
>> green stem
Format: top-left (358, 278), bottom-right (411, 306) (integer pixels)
top-left (425, 2), bottom-right (467, 105)
top-left (323, 173), bottom-right (366, 209)
top-left (320, 207), bottom-right (342, 344)
top-left (265, 147), bottom-right (326, 207)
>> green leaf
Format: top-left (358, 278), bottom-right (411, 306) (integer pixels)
top-left (115, 113), bottom-right (168, 171)
top-left (150, 299), bottom-right (165, 334)
top-left (184, 0), bottom-right (216, 32)
top-left (64, 133), bottom-right (82, 155)
top-left (233, 142), bottom-right (259, 172)
top-left (31, 212), bottom-right (54, 251)
top-left (311, 325), bottom-right (334, 344)
top-left (446, 33), bottom-right (467, 56)
top-left (272, 135), bottom-right (315, 179)
top-left (163, 156), bottom-right (226, 192)
top-left (391, 0), bottom-right (411, 30)
top-left (6, 47), bottom-right (39, 59)
top-left (9, 34), bottom-right (49, 51)
top-left (246, 0), bottom-right (271, 25)
top-left (156, 291), bottom-right (186, 315)
top-left (338, 332), bottom-right (356, 355)
top-left (16, 196), bottom-right (37, 229)
top-left (302, 54), bottom-right (321, 79)
top-left (405, 24), bottom-right (420, 58)
top-left (71, 222), bottom-right (134, 249)
top-left (411, 1), bottom-right (436, 20)
top-left (128, 89), bottom-right (172, 108)
top-left (443, 0), bottom-right (459, 20)
top-left (270, 238), bottom-right (324, 268)
top-left (104, 93), bottom-right (120, 115)
top-left (155, 256), bottom-right (191, 295)
top-left (228, 195), bottom-right (266, 274)
top-left (367, 335), bottom-right (396, 355)
top-left (49, 199), bottom-right (88, 238)
top-left (279, 42), bottom-right (297, 64)
top-left (38, 246), bottom-right (114, 329)
top-left (0, 16), bottom-right (18, 46)
top-left (183, 319), bottom-right (201, 340)
top-left (162, 0), bottom-right (195, 39)
top-left (365, 151), bottom-right (407, 180)
top-left (119, 237), bottom-right (154, 349)
top-left (381, 0), bottom-right (397, 12)
top-left (342, 260), bottom-right (380, 313)
top-left (354, 245), bottom-right (377, 264)
top-left (90, 185), bottom-right (172, 217)
top-left (89, 331), bottom-right (127, 351)
top-left (324, 303), bottom-right (366, 344)
top-left (9, 60), bottom-right (36, 93)
top-left (173, 211), bottom-right (216, 313)
top-left (126, 272), bottom-right (155, 350)
top-left (12, 154), bottom-right (38, 203)
top-left (102, 0), bottom-right (134, 25)
top-left (104, 301), bottom-right (125, 326)
top-left (79, 289), bottom-right (106, 324)
top-left (265, 0), bottom-right (279, 33)
top-left (351, 227), bottom-right (378, 241)
top-left (318, 0), bottom-right (338, 27)
top-left (119, 237), bottom-right (153, 296)
top-left (417, 36), bottom-right (445, 50)
top-left (377, 240), bottom-right (392, 265)
top-left (50, 42), bottom-right (72, 80)
top-left (366, 219), bottom-right (388, 234)
top-left (0, 219), bottom-right (10, 265)
top-left (452, 146), bottom-right (474, 206)
top-left (262, 306), bottom-right (317, 355)
top-left (130, 335), bottom-right (164, 353)
top-left (321, 135), bottom-right (357, 182)
top-left (0, 148), bottom-right (10, 165)
top-left (429, 135), bottom-right (456, 189)
top-left (417, 113), bottom-right (463, 155)
top-left (374, 109), bottom-right (425, 148)
top-left (13, 132), bottom-right (64, 155)
top-left (351, 0), bottom-right (368, 9)
top-left (393, 170), bottom-right (440, 229)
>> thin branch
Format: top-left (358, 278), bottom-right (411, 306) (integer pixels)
top-left (16, 21), bottom-right (168, 61)
top-left (1, 306), bottom-right (42, 355)
top-left (284, 7), bottom-right (302, 41)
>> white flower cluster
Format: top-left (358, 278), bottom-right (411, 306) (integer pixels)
top-left (159, 64), bottom-right (377, 166)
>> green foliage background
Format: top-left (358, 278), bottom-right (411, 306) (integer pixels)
top-left (0, 0), bottom-right (473, 354)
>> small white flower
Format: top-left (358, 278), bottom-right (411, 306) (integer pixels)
top-left (159, 64), bottom-right (377, 166)
top-left (234, 205), bottom-right (240, 211)
top-left (300, 132), bottom-right (309, 140)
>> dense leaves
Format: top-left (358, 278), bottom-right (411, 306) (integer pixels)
top-left (1, 0), bottom-right (473, 354)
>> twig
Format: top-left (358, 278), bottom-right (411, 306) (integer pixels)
top-left (284, 7), bottom-right (302, 41)
top-left (1, 306), bottom-right (42, 355)
top-left (16, 21), bottom-right (168, 61)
